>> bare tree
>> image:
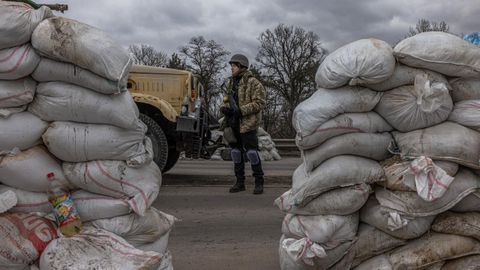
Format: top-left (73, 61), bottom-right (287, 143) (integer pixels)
top-left (406, 19), bottom-right (450, 37)
top-left (167, 53), bottom-right (186, 70)
top-left (129, 44), bottom-right (168, 67)
top-left (180, 36), bottom-right (230, 110)
top-left (256, 24), bottom-right (325, 137)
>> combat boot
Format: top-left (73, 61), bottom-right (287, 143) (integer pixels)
top-left (229, 182), bottom-right (246, 193)
top-left (253, 177), bottom-right (264, 195)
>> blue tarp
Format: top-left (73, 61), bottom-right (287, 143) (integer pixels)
top-left (464, 32), bottom-right (480, 45)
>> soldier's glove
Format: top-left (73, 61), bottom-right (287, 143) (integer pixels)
top-left (220, 106), bottom-right (233, 116)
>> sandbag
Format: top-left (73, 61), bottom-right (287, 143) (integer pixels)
top-left (389, 233), bottom-right (480, 269)
top-left (32, 58), bottom-right (127, 94)
top-left (31, 17), bottom-right (133, 82)
top-left (90, 208), bottom-right (176, 246)
top-left (432, 211), bottom-right (480, 241)
top-left (43, 121), bottom-right (152, 167)
top-left (275, 183), bottom-right (370, 216)
top-left (394, 31), bottom-right (480, 77)
top-left (0, 77), bottom-right (36, 108)
top-left (138, 231), bottom-right (172, 254)
top-left (0, 213), bottom-right (58, 270)
top-left (375, 168), bottom-right (479, 217)
top-left (315, 39), bottom-right (395, 88)
top-left (0, 184), bottom-right (50, 213)
top-left (441, 255), bottom-right (480, 270)
top-left (351, 223), bottom-right (406, 267)
top-left (279, 235), bottom-right (354, 270)
top-left (28, 82), bottom-right (140, 129)
top-left (293, 87), bottom-right (382, 138)
top-left (451, 191), bottom-right (480, 212)
top-left (63, 160), bottom-right (161, 216)
top-left (302, 132), bottom-right (392, 172)
top-left (295, 112), bottom-right (392, 150)
top-left (448, 100), bottom-right (480, 131)
top-left (0, 106), bottom-right (26, 118)
top-left (72, 190), bottom-right (132, 222)
top-left (286, 156), bottom-right (384, 207)
top-left (375, 75), bottom-right (452, 132)
top-left (282, 213), bottom-right (358, 247)
top-left (353, 254), bottom-right (392, 270)
top-left (392, 122), bottom-right (480, 169)
top-left (360, 197), bottom-right (435, 239)
top-left (0, 112), bottom-right (48, 152)
top-left (379, 157), bottom-right (458, 192)
top-left (0, 43), bottom-right (40, 80)
top-left (0, 145), bottom-right (70, 192)
top-left (0, 2), bottom-right (52, 49)
top-left (450, 78), bottom-right (480, 102)
top-left (362, 63), bottom-right (449, 92)
top-left (39, 227), bottom-right (163, 270)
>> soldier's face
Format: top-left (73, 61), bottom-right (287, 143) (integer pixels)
top-left (231, 63), bottom-right (240, 76)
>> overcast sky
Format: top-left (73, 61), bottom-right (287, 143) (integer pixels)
top-left (41, 0), bottom-right (480, 64)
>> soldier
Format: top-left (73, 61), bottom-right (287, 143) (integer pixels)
top-left (221, 54), bottom-right (266, 194)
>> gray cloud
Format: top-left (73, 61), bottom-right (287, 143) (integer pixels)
top-left (40, 0), bottom-right (480, 65)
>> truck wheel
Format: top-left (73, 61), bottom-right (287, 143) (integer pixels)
top-left (139, 113), bottom-right (169, 172)
top-left (163, 147), bottom-right (180, 173)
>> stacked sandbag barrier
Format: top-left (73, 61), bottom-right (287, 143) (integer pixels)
top-left (257, 127), bottom-right (282, 161)
top-left (276, 32), bottom-right (480, 269)
top-left (0, 3), bottom-right (174, 269)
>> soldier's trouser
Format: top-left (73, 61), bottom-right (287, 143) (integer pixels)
top-left (229, 129), bottom-right (264, 185)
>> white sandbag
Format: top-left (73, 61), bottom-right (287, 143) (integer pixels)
top-left (0, 145), bottom-right (70, 192)
top-left (295, 112), bottom-right (392, 150)
top-left (392, 122), bottom-right (480, 169)
top-left (0, 2), bottom-right (52, 49)
top-left (257, 127), bottom-right (269, 137)
top-left (394, 31), bottom-right (480, 77)
top-left (351, 223), bottom-right (406, 267)
top-left (32, 58), bottom-right (127, 94)
top-left (0, 111), bottom-right (47, 151)
top-left (0, 184), bottom-right (51, 213)
top-left (0, 190), bottom-right (17, 214)
top-left (449, 100), bottom-right (480, 131)
top-left (375, 168), bottom-right (479, 217)
top-left (360, 197), bottom-right (435, 239)
top-left (271, 148), bottom-right (282, 160)
top-left (293, 87), bottom-right (382, 138)
top-left (441, 255), bottom-right (480, 270)
top-left (432, 211), bottom-right (480, 241)
top-left (28, 82), bottom-right (140, 129)
top-left (43, 121), bottom-right (152, 167)
top-left (451, 191), bottom-right (480, 212)
top-left (389, 233), bottom-right (480, 269)
top-left (0, 43), bottom-right (40, 80)
top-left (0, 77), bottom-right (36, 108)
top-left (39, 227), bottom-right (163, 270)
top-left (302, 132), bottom-right (392, 173)
top-left (380, 157), bottom-right (458, 192)
top-left (72, 190), bottom-right (132, 222)
top-left (0, 213), bottom-right (58, 270)
top-left (90, 208), bottom-right (176, 246)
top-left (63, 160), bottom-right (161, 216)
top-left (362, 63), bottom-right (449, 92)
top-left (286, 156), bottom-right (384, 208)
top-left (156, 250), bottom-right (174, 270)
top-left (279, 235), bottom-right (354, 270)
top-left (138, 231), bottom-right (171, 254)
top-left (315, 39), bottom-right (395, 88)
top-left (31, 17), bottom-right (133, 82)
top-left (282, 213), bottom-right (358, 247)
top-left (0, 105), bottom-right (26, 118)
top-left (275, 183), bottom-right (370, 216)
top-left (450, 78), bottom-right (480, 102)
top-left (375, 75), bottom-right (452, 132)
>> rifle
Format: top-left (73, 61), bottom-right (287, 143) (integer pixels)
top-left (224, 94), bottom-right (241, 129)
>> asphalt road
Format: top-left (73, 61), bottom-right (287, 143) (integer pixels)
top-left (152, 186), bottom-right (289, 270)
top-left (154, 159), bottom-right (297, 270)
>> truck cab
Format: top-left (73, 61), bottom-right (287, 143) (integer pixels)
top-left (128, 65), bottom-right (218, 172)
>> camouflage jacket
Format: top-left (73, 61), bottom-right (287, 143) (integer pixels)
top-left (223, 70), bottom-right (266, 133)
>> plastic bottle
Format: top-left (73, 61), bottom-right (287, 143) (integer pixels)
top-left (47, 172), bottom-right (82, 237)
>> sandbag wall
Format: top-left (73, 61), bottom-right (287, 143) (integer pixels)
top-left (0, 2), bottom-right (174, 270)
top-left (276, 32), bottom-right (480, 269)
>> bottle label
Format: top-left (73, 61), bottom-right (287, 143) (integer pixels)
top-left (49, 194), bottom-right (80, 227)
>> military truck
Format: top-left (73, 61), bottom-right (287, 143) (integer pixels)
top-left (128, 65), bottom-right (220, 172)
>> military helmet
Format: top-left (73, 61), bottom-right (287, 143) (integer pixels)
top-left (229, 54), bottom-right (249, 68)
